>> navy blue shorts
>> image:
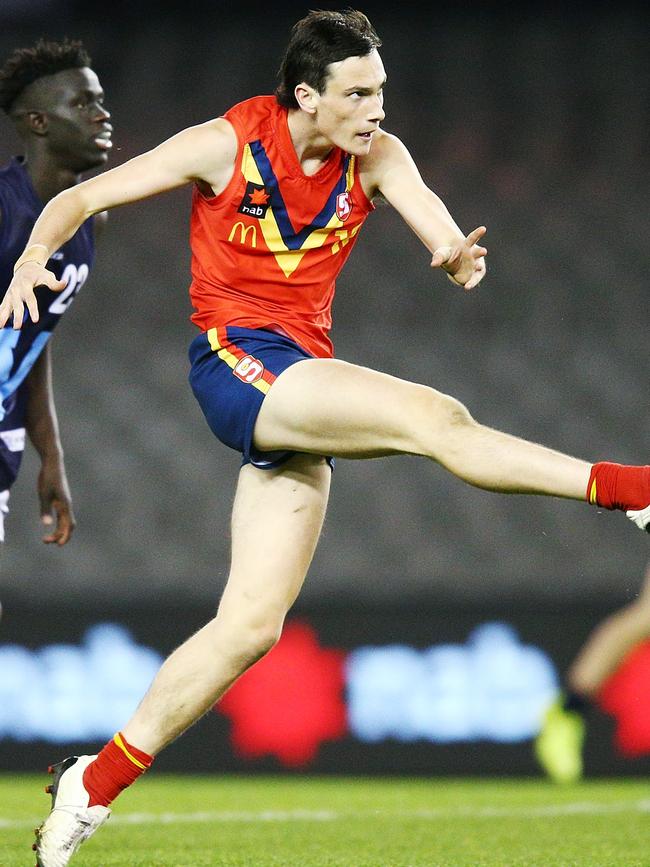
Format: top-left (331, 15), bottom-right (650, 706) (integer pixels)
top-left (189, 326), bottom-right (318, 470)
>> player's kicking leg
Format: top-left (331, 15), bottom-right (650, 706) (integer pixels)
top-left (33, 453), bottom-right (331, 866)
top-left (253, 358), bottom-right (650, 528)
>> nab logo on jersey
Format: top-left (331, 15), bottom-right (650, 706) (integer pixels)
top-left (238, 182), bottom-right (271, 219)
top-left (336, 192), bottom-right (352, 222)
top-left (233, 354), bottom-right (265, 384)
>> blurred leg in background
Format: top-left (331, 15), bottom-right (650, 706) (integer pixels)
top-left (535, 559), bottom-right (650, 783)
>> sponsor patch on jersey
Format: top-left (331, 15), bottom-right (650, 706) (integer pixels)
top-left (336, 191), bottom-right (352, 222)
top-left (237, 182), bottom-right (271, 219)
top-left (233, 354), bottom-right (265, 384)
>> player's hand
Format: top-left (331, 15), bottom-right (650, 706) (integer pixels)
top-left (37, 459), bottom-right (76, 546)
top-left (0, 263), bottom-right (66, 329)
top-left (430, 225), bottom-right (487, 290)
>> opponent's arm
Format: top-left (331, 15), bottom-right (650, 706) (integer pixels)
top-left (0, 118), bottom-right (238, 328)
top-left (24, 343), bottom-right (75, 545)
top-left (362, 131), bottom-right (487, 289)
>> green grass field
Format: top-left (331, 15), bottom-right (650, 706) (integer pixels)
top-left (2, 774), bottom-right (649, 866)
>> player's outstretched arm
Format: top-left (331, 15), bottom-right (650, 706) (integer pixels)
top-left (0, 118), bottom-right (238, 329)
top-left (363, 131), bottom-right (487, 289)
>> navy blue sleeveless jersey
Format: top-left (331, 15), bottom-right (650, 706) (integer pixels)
top-left (0, 156), bottom-right (95, 490)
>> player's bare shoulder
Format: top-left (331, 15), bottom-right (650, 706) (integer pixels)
top-left (178, 118), bottom-right (238, 195)
top-left (357, 129), bottom-right (413, 200)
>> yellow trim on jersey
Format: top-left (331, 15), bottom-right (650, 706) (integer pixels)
top-left (589, 478), bottom-right (598, 505)
top-left (345, 155), bottom-right (356, 190)
top-left (207, 328), bottom-right (271, 395)
top-left (239, 144), bottom-right (347, 279)
top-left (113, 732), bottom-right (147, 770)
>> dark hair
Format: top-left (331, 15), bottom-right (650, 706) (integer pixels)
top-left (0, 38), bottom-right (91, 114)
top-left (276, 9), bottom-right (381, 109)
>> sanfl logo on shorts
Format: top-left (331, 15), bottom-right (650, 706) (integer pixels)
top-left (233, 354), bottom-right (265, 384)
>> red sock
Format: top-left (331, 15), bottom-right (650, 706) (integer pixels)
top-left (83, 732), bottom-right (154, 807)
top-left (587, 462), bottom-right (650, 512)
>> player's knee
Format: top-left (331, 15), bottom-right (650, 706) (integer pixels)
top-left (619, 599), bottom-right (650, 633)
top-left (248, 622), bottom-right (282, 659)
top-left (225, 617), bottom-right (282, 667)
top-left (441, 395), bottom-right (474, 430)
top-left (408, 386), bottom-right (475, 455)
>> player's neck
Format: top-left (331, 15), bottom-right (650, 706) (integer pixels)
top-left (286, 110), bottom-right (334, 177)
top-left (22, 147), bottom-right (81, 204)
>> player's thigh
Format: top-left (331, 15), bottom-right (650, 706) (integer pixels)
top-left (253, 357), bottom-right (467, 458)
top-left (216, 452), bottom-right (331, 629)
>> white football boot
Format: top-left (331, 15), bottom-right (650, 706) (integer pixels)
top-left (34, 755), bottom-right (111, 867)
top-left (627, 505), bottom-right (650, 532)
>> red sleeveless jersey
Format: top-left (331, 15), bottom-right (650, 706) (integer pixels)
top-left (189, 96), bottom-right (374, 358)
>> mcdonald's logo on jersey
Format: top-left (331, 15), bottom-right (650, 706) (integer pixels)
top-left (228, 221), bottom-right (258, 248)
top-left (238, 181), bottom-right (271, 219)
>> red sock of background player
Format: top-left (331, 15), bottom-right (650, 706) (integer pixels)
top-left (83, 732), bottom-right (153, 807)
top-left (587, 462), bottom-right (650, 512)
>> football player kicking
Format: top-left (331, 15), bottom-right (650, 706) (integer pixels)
top-left (1, 11), bottom-right (649, 866)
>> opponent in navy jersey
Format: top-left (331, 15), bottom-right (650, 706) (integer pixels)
top-left (0, 39), bottom-right (111, 543)
top-left (0, 158), bottom-right (95, 483)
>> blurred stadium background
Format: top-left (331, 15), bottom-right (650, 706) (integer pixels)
top-left (1, 0), bottom-right (649, 777)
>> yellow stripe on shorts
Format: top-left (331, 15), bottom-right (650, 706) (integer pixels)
top-left (207, 328), bottom-right (271, 395)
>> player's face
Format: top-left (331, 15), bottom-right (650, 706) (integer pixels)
top-left (314, 50), bottom-right (386, 156)
top-left (38, 68), bottom-right (112, 172)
